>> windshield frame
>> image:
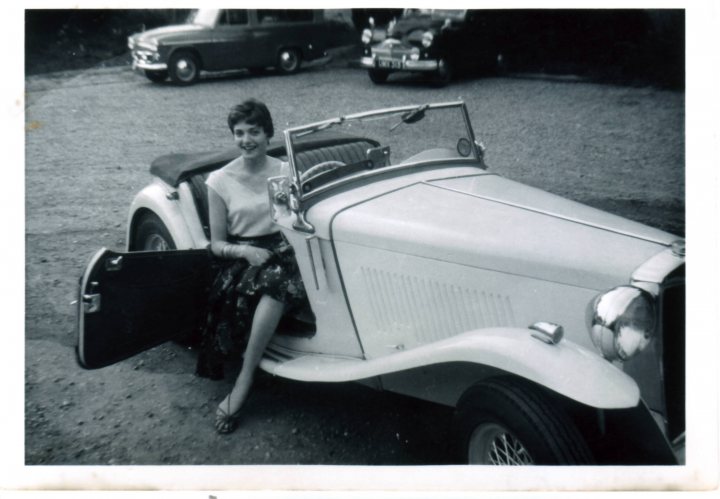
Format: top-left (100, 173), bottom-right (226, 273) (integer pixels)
top-left (283, 101), bottom-right (481, 201)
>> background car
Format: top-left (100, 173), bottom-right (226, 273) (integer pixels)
top-left (76, 102), bottom-right (685, 465)
top-left (128, 8), bottom-right (356, 84)
top-left (359, 9), bottom-right (509, 84)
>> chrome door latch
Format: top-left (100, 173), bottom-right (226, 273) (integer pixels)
top-left (82, 281), bottom-right (101, 313)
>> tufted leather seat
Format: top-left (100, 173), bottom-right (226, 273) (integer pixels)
top-left (293, 141), bottom-right (375, 172)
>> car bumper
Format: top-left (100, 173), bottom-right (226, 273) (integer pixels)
top-left (360, 55), bottom-right (439, 72)
top-left (131, 50), bottom-right (167, 72)
top-left (132, 60), bottom-right (168, 71)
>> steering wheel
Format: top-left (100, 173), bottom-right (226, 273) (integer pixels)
top-left (300, 160), bottom-right (347, 182)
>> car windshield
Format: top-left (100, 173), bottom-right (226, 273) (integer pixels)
top-left (403, 9), bottom-right (466, 20)
top-left (187, 9), bottom-right (220, 27)
top-left (286, 102), bottom-right (481, 195)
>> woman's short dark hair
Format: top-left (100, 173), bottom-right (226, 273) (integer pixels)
top-left (227, 99), bottom-right (274, 138)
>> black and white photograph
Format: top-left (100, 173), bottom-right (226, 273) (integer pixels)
top-left (7, 0), bottom-right (719, 493)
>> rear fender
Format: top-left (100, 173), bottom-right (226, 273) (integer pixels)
top-left (127, 180), bottom-right (206, 250)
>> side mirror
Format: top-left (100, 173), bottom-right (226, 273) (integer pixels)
top-left (268, 176), bottom-right (314, 233)
top-left (268, 176), bottom-right (291, 222)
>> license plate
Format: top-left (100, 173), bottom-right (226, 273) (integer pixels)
top-left (377, 59), bottom-right (402, 69)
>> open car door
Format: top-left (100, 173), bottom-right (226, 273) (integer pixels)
top-left (76, 248), bottom-right (214, 369)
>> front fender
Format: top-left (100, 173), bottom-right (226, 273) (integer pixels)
top-left (127, 179), bottom-right (206, 250)
top-left (261, 327), bottom-right (639, 409)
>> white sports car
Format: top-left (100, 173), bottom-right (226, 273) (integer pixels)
top-left (76, 101), bottom-right (685, 465)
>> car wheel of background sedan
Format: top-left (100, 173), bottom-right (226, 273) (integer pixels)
top-left (168, 51), bottom-right (201, 85)
top-left (277, 48), bottom-right (301, 74)
top-left (454, 378), bottom-right (593, 465)
top-left (368, 69), bottom-right (390, 84)
top-left (133, 212), bottom-right (176, 251)
top-left (144, 70), bottom-right (168, 83)
top-left (434, 59), bottom-right (453, 86)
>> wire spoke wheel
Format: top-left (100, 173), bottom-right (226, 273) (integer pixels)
top-left (454, 378), bottom-right (594, 465)
top-left (469, 423), bottom-right (534, 465)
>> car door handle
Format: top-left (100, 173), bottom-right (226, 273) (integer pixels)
top-left (105, 255), bottom-right (123, 271)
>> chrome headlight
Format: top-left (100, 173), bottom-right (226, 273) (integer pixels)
top-left (421, 31), bottom-right (434, 48)
top-left (361, 28), bottom-right (372, 45)
top-left (586, 285), bottom-right (657, 361)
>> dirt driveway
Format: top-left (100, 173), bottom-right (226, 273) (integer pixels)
top-left (23, 63), bottom-right (684, 474)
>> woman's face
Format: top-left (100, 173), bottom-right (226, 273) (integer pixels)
top-left (232, 120), bottom-right (269, 161)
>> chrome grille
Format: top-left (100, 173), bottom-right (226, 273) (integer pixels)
top-left (661, 267), bottom-right (685, 441)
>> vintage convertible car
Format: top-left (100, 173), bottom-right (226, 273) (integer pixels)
top-left (76, 102), bottom-right (685, 465)
top-left (128, 9), bottom-right (355, 84)
top-left (359, 9), bottom-right (507, 84)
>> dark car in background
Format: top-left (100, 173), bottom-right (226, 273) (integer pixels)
top-left (128, 8), bottom-right (355, 84)
top-left (360, 9), bottom-right (507, 85)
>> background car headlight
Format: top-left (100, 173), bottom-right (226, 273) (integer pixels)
top-left (361, 29), bottom-right (372, 45)
top-left (422, 31), bottom-right (434, 48)
top-left (586, 285), bottom-right (656, 361)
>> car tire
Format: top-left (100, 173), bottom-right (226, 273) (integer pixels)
top-left (368, 69), bottom-right (390, 84)
top-left (168, 51), bottom-right (201, 85)
top-left (277, 48), bottom-right (301, 74)
top-left (144, 70), bottom-right (168, 83)
top-left (454, 378), bottom-right (593, 465)
top-left (133, 212), bottom-right (177, 251)
top-left (433, 58), bottom-right (453, 86)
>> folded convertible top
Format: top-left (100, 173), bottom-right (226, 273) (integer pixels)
top-left (149, 132), bottom-right (379, 187)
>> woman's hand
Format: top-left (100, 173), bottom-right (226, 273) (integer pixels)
top-left (242, 245), bottom-right (273, 266)
top-left (222, 244), bottom-right (273, 266)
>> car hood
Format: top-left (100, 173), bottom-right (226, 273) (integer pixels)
top-left (388, 15), bottom-right (447, 38)
top-left (330, 173), bottom-right (677, 290)
top-left (131, 24), bottom-right (207, 45)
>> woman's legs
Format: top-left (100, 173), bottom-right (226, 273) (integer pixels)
top-left (217, 294), bottom-right (284, 419)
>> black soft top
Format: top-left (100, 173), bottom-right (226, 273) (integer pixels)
top-left (150, 132), bottom-right (377, 187)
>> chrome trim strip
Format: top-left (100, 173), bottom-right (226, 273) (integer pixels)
top-left (427, 182), bottom-right (673, 247)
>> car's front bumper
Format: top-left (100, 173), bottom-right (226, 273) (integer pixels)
top-left (131, 49), bottom-right (167, 72)
top-left (360, 55), bottom-right (439, 72)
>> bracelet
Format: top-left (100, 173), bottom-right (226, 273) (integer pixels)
top-left (221, 243), bottom-right (249, 259)
top-left (221, 243), bottom-right (238, 259)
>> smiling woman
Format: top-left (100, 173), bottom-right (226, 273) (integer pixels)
top-left (197, 99), bottom-right (311, 435)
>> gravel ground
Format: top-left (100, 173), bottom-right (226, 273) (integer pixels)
top-left (22, 60), bottom-right (684, 484)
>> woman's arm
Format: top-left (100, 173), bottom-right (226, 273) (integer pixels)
top-left (208, 187), bottom-right (233, 257)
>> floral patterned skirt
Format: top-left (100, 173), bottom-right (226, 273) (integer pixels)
top-left (195, 232), bottom-right (308, 380)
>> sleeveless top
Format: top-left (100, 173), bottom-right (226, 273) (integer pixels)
top-left (206, 158), bottom-right (289, 238)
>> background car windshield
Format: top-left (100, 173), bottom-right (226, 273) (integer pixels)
top-left (430, 9), bottom-right (467, 20)
top-left (289, 105), bottom-right (478, 190)
top-left (403, 9), bottom-right (465, 19)
top-left (187, 9), bottom-right (219, 27)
